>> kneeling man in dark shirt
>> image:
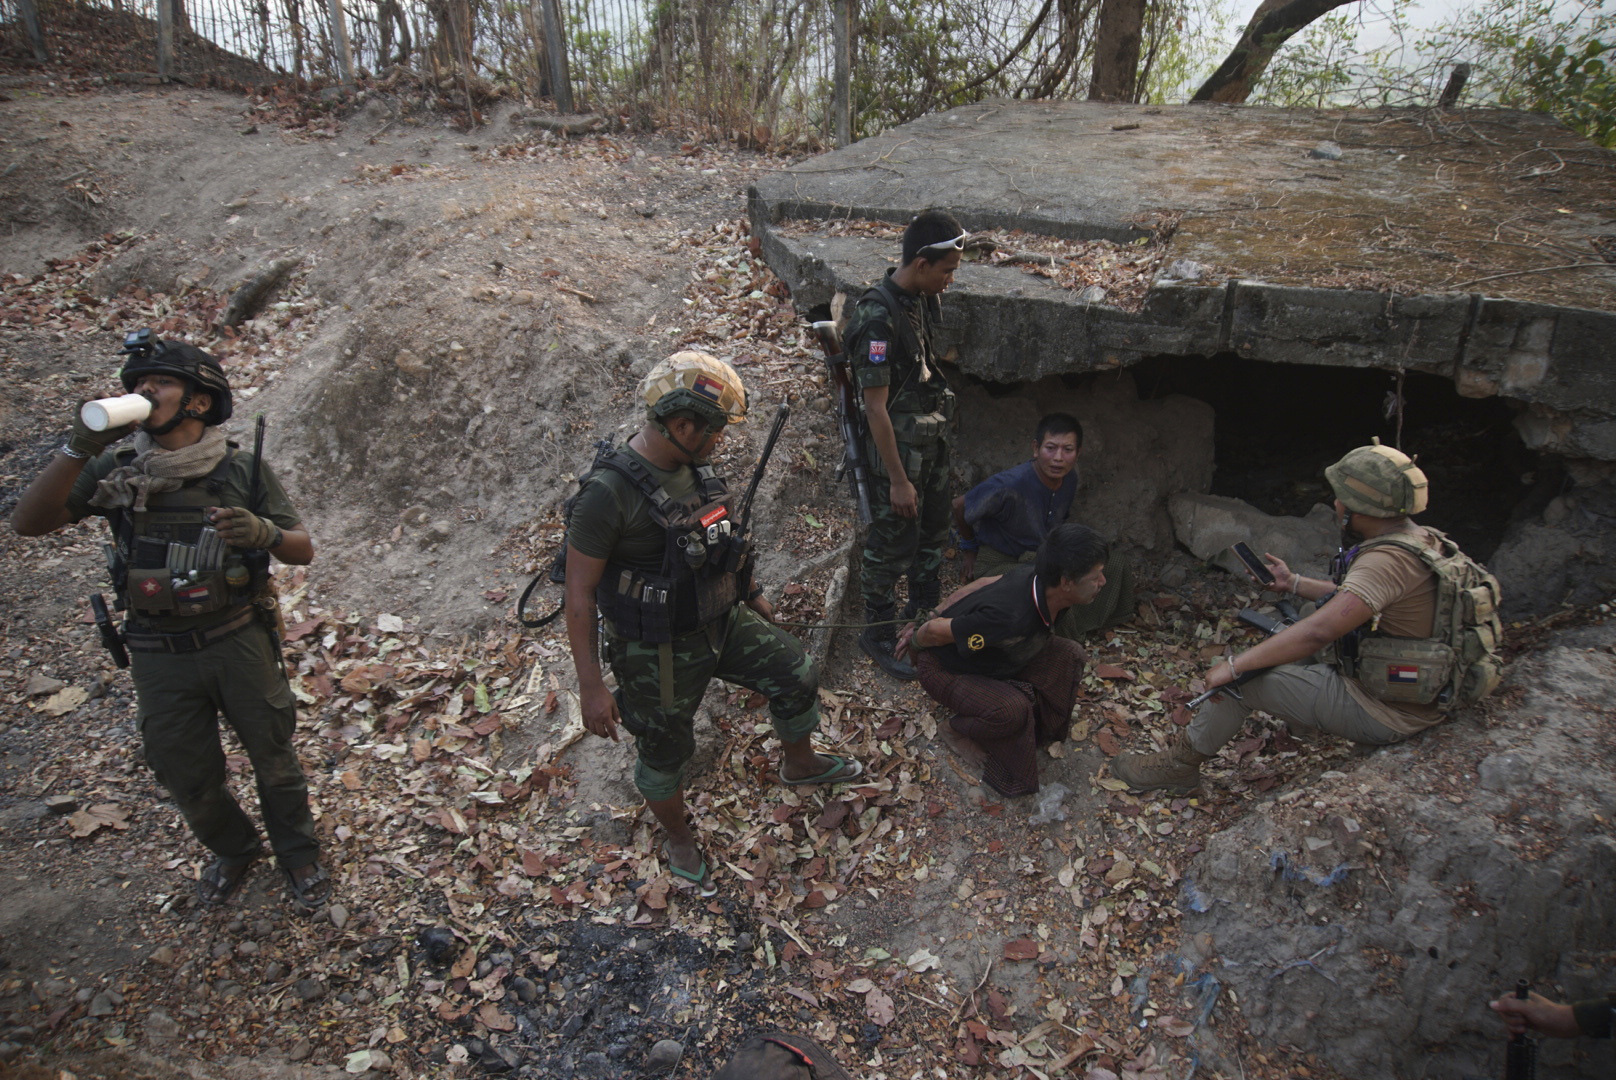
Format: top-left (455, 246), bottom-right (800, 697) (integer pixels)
top-left (897, 524), bottom-right (1109, 797)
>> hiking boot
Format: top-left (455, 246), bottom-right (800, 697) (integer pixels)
top-left (903, 579), bottom-right (942, 621)
top-left (1111, 731), bottom-right (1211, 795)
top-left (860, 602), bottom-right (917, 680)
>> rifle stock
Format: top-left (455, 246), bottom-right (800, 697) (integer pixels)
top-left (811, 320), bottom-right (874, 525)
top-left (90, 593), bottom-right (128, 669)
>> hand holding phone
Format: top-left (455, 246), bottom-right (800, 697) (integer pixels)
top-left (1232, 541), bottom-right (1276, 586)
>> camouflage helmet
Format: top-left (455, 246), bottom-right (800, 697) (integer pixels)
top-left (1325, 438), bottom-right (1429, 518)
top-left (118, 330), bottom-right (233, 425)
top-left (641, 350), bottom-right (747, 428)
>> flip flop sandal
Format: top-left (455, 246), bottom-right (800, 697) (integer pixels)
top-left (196, 856), bottom-right (257, 906)
top-left (284, 862), bottom-right (332, 911)
top-left (778, 753), bottom-right (864, 787)
top-left (661, 841), bottom-right (718, 898)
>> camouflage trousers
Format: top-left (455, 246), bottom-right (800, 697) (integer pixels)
top-left (607, 603), bottom-right (820, 800)
top-left (860, 432), bottom-right (952, 612)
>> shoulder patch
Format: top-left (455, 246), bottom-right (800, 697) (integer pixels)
top-left (967, 633), bottom-right (986, 651)
top-left (868, 340), bottom-right (888, 363)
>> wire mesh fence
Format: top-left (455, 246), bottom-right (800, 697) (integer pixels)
top-left (2, 0), bottom-right (1138, 142)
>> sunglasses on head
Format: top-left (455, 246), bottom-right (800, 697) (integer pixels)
top-left (917, 230), bottom-right (969, 255)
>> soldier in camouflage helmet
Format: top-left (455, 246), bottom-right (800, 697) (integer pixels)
top-left (564, 351), bottom-right (865, 896)
top-left (11, 332), bottom-right (328, 910)
top-left (842, 209), bottom-right (964, 680)
top-left (1113, 439), bottom-right (1503, 795)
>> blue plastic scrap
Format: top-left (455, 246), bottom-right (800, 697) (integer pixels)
top-left (1181, 878), bottom-right (1213, 913)
top-left (1269, 850), bottom-right (1349, 887)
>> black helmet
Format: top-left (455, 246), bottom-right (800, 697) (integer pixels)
top-left (118, 329), bottom-right (233, 426)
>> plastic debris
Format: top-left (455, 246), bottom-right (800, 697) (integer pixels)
top-left (1269, 850), bottom-right (1349, 886)
top-left (1028, 781), bottom-right (1071, 824)
top-left (1181, 878), bottom-right (1213, 913)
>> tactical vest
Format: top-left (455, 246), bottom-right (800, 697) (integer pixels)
top-left (857, 276), bottom-right (955, 429)
top-left (588, 448), bottom-right (750, 644)
top-left (1332, 528), bottom-right (1504, 710)
top-left (105, 447), bottom-right (258, 621)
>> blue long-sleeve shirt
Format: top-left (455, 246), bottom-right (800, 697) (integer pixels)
top-left (962, 460), bottom-right (1077, 558)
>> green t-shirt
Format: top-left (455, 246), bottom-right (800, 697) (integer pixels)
top-left (68, 445), bottom-right (302, 631)
top-left (565, 445), bottom-right (698, 572)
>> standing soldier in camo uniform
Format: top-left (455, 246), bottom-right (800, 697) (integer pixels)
top-left (563, 351), bottom-right (866, 897)
top-left (10, 331), bottom-right (329, 911)
top-left (842, 209), bottom-right (965, 681)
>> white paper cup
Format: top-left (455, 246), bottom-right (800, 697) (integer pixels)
top-left (81, 394), bottom-right (152, 431)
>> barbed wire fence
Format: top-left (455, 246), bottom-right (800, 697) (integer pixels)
top-left (1, 0), bottom-right (1136, 143)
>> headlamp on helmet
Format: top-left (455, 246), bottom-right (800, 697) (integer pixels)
top-left (1325, 437), bottom-right (1429, 518)
top-left (116, 329), bottom-right (234, 427)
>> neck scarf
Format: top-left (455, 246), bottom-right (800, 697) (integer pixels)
top-left (88, 426), bottom-right (230, 511)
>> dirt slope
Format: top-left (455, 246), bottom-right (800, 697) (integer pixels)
top-left (2, 69), bottom-right (1613, 1080)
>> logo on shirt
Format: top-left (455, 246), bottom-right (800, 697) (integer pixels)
top-left (1387, 664), bottom-right (1421, 684)
top-left (868, 341), bottom-right (887, 364)
top-left (967, 633), bottom-right (986, 651)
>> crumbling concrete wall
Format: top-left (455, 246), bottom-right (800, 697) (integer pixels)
top-left (1180, 622), bottom-right (1616, 1079)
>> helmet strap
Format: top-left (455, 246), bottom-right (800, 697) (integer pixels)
top-left (654, 416), bottom-right (718, 464)
top-left (144, 390), bottom-right (208, 436)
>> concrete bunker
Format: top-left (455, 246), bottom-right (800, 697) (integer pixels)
top-left (754, 100), bottom-right (1616, 615)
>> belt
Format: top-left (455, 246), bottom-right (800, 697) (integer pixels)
top-left (125, 606), bottom-right (257, 655)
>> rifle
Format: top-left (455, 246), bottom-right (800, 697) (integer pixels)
top-left (1505, 980), bottom-right (1536, 1080)
top-left (811, 320), bottom-right (874, 526)
top-left (90, 592), bottom-right (128, 669)
top-left (242, 414), bottom-right (271, 593)
top-left (738, 402), bottom-right (791, 536)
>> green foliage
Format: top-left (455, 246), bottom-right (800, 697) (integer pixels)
top-left (852, 0), bottom-right (991, 135)
top-left (1250, 0), bottom-right (1616, 146)
top-left (1139, 0), bottom-right (1239, 101)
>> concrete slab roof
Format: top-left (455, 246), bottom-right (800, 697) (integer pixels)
top-left (751, 101), bottom-right (1616, 460)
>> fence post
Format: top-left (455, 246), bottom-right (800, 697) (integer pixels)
top-left (326, 0), bottom-right (356, 88)
top-left (16, 0), bottom-right (48, 62)
top-left (156, 0), bottom-right (174, 80)
top-left (832, 0), bottom-right (852, 146)
top-left (539, 0), bottom-right (573, 112)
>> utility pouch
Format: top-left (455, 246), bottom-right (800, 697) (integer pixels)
top-left (1355, 636), bottom-right (1455, 705)
top-left (127, 568), bottom-right (175, 614)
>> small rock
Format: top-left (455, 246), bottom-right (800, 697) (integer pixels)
top-left (87, 991), bottom-right (115, 1018)
top-left (511, 976), bottom-right (539, 1003)
top-left (1310, 140), bottom-right (1344, 160)
top-left (237, 941), bottom-right (260, 957)
top-left (288, 1036), bottom-right (312, 1062)
top-left (262, 961), bottom-right (287, 983)
top-left (211, 943), bottom-right (233, 960)
top-left (295, 978), bottom-right (325, 1002)
top-left (144, 1010), bottom-right (180, 1042)
top-left (253, 919), bottom-right (275, 937)
top-left (215, 980), bottom-right (244, 999)
top-left (0, 1042), bottom-right (20, 1064)
top-left (1077, 285), bottom-right (1107, 304)
top-left (36, 979), bottom-right (71, 999)
top-left (1304, 836), bottom-right (1333, 852)
top-left (1479, 752), bottom-right (1534, 792)
top-left (24, 674), bottom-right (65, 696)
top-left (329, 904), bottom-right (349, 930)
top-left (646, 1039), bottom-right (684, 1073)
top-left (418, 926), bottom-right (457, 964)
top-left (42, 794), bottom-right (79, 814)
top-left (148, 945), bottom-right (177, 966)
top-left (427, 520), bottom-right (454, 542)
top-left (1162, 258), bottom-right (1206, 282)
top-left (394, 349), bottom-right (430, 377)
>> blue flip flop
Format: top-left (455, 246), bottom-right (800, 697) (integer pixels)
top-left (662, 841), bottom-right (717, 898)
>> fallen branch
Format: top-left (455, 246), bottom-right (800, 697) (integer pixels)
top-left (555, 283), bottom-right (596, 303)
top-left (1455, 262), bottom-right (1610, 288)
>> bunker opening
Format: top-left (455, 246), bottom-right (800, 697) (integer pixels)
top-left (1124, 354), bottom-right (1546, 563)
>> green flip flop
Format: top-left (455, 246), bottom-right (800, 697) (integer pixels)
top-left (779, 753), bottom-right (865, 787)
top-left (661, 841), bottom-right (717, 898)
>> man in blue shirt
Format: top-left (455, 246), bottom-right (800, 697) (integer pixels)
top-left (952, 413), bottom-right (1132, 636)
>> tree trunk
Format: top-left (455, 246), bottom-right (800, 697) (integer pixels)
top-left (832, 0), bottom-right (852, 145)
top-left (1191, 0), bottom-right (1359, 103)
top-left (16, 0), bottom-right (48, 62)
top-left (1088, 0), bottom-right (1144, 102)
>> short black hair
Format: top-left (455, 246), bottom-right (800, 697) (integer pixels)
top-left (902, 209), bottom-right (965, 266)
top-left (1035, 523), bottom-right (1108, 590)
top-left (1034, 412), bottom-right (1083, 449)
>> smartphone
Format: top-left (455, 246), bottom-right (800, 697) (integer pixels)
top-left (1232, 542), bottom-right (1275, 586)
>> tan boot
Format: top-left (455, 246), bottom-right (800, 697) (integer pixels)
top-left (1111, 731), bottom-right (1211, 795)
